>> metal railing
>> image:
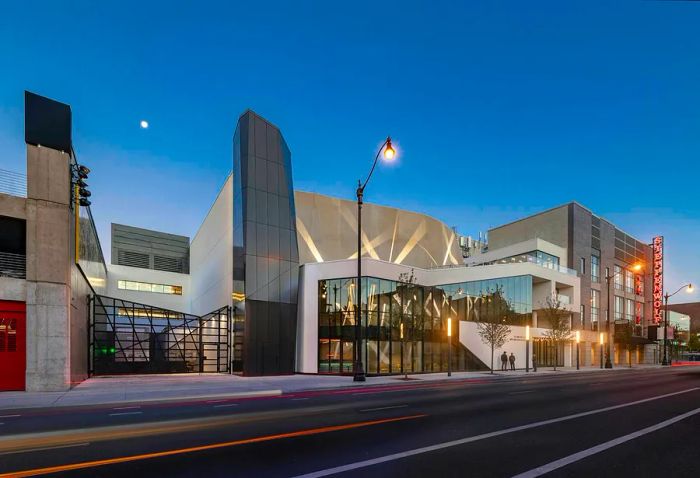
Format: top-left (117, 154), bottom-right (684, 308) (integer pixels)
top-left (0, 169), bottom-right (27, 197)
top-left (0, 252), bottom-right (26, 279)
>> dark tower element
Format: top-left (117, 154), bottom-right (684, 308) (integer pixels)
top-left (232, 111), bottom-right (299, 375)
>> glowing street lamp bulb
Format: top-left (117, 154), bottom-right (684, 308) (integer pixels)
top-left (447, 318), bottom-right (452, 337)
top-left (525, 325), bottom-right (530, 341)
top-left (140, 120), bottom-right (149, 129)
top-left (688, 284), bottom-right (694, 293)
top-left (575, 330), bottom-right (580, 344)
top-left (383, 138), bottom-right (395, 160)
top-left (599, 332), bottom-right (604, 345)
top-left (632, 263), bottom-right (642, 272)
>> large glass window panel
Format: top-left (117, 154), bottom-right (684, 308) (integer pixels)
top-left (591, 254), bottom-right (600, 283)
top-left (367, 340), bottom-right (378, 374)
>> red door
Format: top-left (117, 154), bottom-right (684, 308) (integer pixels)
top-left (0, 300), bottom-right (26, 391)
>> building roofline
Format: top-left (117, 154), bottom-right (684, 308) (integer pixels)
top-left (487, 200), bottom-right (651, 246)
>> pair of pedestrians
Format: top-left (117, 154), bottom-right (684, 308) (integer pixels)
top-left (500, 351), bottom-right (516, 371)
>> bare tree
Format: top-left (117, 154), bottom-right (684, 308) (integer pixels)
top-left (476, 288), bottom-right (511, 374)
top-left (397, 269), bottom-right (417, 380)
top-left (540, 295), bottom-right (572, 371)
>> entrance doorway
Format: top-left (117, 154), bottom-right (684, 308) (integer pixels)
top-left (0, 300), bottom-right (26, 391)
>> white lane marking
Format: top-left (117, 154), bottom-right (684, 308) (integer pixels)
top-left (0, 442), bottom-right (90, 456)
top-left (108, 411), bottom-right (143, 417)
top-left (292, 398), bottom-right (310, 401)
top-left (206, 399), bottom-right (228, 404)
top-left (512, 407), bottom-right (700, 478)
top-left (112, 406), bottom-right (141, 410)
top-left (0, 415), bottom-right (20, 418)
top-left (352, 389), bottom-right (410, 396)
top-left (360, 405), bottom-right (409, 413)
top-left (509, 390), bottom-right (534, 395)
top-left (213, 404), bottom-right (238, 408)
top-left (292, 387), bottom-right (699, 478)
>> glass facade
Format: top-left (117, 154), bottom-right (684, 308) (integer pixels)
top-left (590, 289), bottom-right (600, 331)
top-left (614, 265), bottom-right (623, 290)
top-left (614, 296), bottom-right (624, 321)
top-left (317, 275), bottom-right (532, 375)
top-left (117, 280), bottom-right (183, 295)
top-left (591, 253), bottom-right (600, 283)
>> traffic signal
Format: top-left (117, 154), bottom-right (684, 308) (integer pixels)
top-left (75, 164), bottom-right (91, 206)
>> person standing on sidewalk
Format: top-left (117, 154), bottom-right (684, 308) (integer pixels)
top-left (501, 351), bottom-right (508, 371)
top-left (509, 352), bottom-right (516, 371)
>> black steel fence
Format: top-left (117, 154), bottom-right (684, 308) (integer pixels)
top-left (89, 295), bottom-right (230, 375)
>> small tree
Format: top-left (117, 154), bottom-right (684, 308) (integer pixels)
top-left (541, 295), bottom-right (571, 371)
top-left (476, 294), bottom-right (511, 374)
top-left (397, 269), bottom-right (417, 380)
top-left (688, 334), bottom-right (700, 352)
top-left (615, 321), bottom-right (633, 368)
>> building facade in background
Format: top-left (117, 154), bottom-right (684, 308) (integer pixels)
top-left (0, 92), bottom-right (669, 391)
top-left (465, 203), bottom-right (657, 365)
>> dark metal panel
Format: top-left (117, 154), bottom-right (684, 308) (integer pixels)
top-left (24, 91), bottom-right (72, 152)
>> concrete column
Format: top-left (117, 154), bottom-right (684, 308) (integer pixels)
top-left (24, 144), bottom-right (73, 391)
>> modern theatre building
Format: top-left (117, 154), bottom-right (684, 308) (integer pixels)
top-left (0, 92), bottom-right (660, 391)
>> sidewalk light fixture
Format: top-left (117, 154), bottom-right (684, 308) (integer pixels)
top-left (662, 283), bottom-right (694, 366)
top-left (599, 332), bottom-right (604, 369)
top-left (525, 325), bottom-right (531, 373)
top-left (447, 318), bottom-right (452, 377)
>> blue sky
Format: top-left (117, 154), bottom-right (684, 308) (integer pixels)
top-left (0, 1), bottom-right (698, 302)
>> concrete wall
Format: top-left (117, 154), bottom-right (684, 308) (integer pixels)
top-left (488, 204), bottom-right (569, 252)
top-left (190, 174), bottom-right (233, 316)
top-left (0, 193), bottom-right (27, 220)
top-left (0, 277), bottom-right (26, 302)
top-left (24, 145), bottom-right (73, 391)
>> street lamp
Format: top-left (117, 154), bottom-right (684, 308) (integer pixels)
top-left (354, 137), bottom-right (395, 382)
top-left (604, 263), bottom-right (643, 369)
top-left (599, 332), bottom-right (604, 369)
top-left (662, 283), bottom-right (694, 366)
top-left (575, 330), bottom-right (580, 370)
top-left (525, 325), bottom-right (530, 373)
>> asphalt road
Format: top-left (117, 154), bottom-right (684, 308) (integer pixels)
top-left (1, 367), bottom-right (699, 477)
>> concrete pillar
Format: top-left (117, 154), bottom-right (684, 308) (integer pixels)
top-left (24, 144), bottom-right (73, 391)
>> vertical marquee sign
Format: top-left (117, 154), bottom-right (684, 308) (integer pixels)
top-left (652, 236), bottom-right (664, 324)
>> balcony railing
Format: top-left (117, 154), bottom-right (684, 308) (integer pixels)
top-left (524, 255), bottom-right (578, 276)
top-left (0, 169), bottom-right (27, 197)
top-left (0, 252), bottom-right (26, 279)
top-left (557, 294), bottom-right (571, 305)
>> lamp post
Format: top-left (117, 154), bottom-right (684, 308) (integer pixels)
top-left (662, 283), bottom-right (694, 366)
top-left (525, 325), bottom-right (530, 373)
top-left (354, 137), bottom-right (396, 382)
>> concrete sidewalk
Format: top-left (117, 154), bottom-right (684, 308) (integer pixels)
top-left (0, 365), bottom-right (662, 410)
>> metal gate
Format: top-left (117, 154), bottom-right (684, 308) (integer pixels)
top-left (0, 300), bottom-right (26, 391)
top-left (89, 295), bottom-right (230, 375)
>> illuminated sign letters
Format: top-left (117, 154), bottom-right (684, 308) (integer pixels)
top-left (652, 236), bottom-right (664, 324)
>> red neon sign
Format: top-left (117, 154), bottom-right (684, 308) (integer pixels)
top-left (652, 236), bottom-right (664, 324)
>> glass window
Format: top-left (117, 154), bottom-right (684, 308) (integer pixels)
top-left (614, 265), bottom-right (623, 290)
top-left (580, 258), bottom-right (585, 275)
top-left (614, 296), bottom-right (624, 321)
top-left (117, 279), bottom-right (182, 295)
top-left (591, 254), bottom-right (600, 283)
top-left (625, 270), bottom-right (634, 293)
top-left (590, 289), bottom-right (600, 331)
top-left (626, 298), bottom-right (634, 322)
